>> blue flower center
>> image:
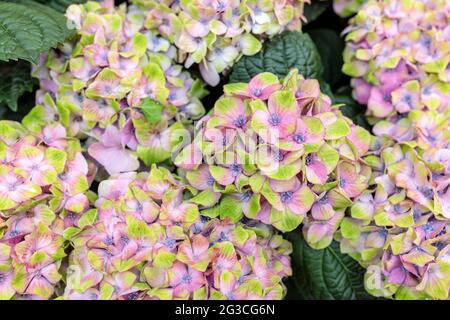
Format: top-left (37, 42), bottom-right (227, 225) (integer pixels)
top-left (227, 293), bottom-right (236, 300)
top-left (274, 151), bottom-right (284, 161)
top-left (420, 187), bottom-right (433, 199)
top-left (104, 236), bottom-right (113, 246)
top-left (8, 230), bottom-right (19, 237)
top-left (318, 195), bottom-right (328, 204)
top-left (8, 181), bottom-right (21, 191)
top-left (339, 179), bottom-right (347, 188)
top-left (181, 274), bottom-right (192, 284)
top-left (422, 36), bottom-right (432, 49)
top-left (165, 238), bottom-right (176, 249)
top-left (403, 94), bottom-right (412, 105)
top-left (423, 86), bottom-right (431, 95)
top-left (294, 133), bottom-right (305, 144)
top-left (433, 242), bottom-right (445, 251)
top-left (0, 273), bottom-right (5, 283)
top-left (218, 231), bottom-right (229, 242)
top-left (121, 235), bottom-right (129, 245)
top-left (305, 154), bottom-right (313, 166)
top-left (58, 173), bottom-right (67, 180)
top-left (207, 176), bottom-right (215, 186)
top-left (66, 212), bottom-right (77, 220)
top-left (234, 115), bottom-right (246, 128)
top-left (230, 164), bottom-right (242, 176)
top-left (240, 191), bottom-right (252, 202)
top-left (252, 88), bottom-right (262, 97)
top-left (216, 1), bottom-right (226, 11)
top-left (413, 209), bottom-right (422, 222)
top-left (423, 223), bottom-right (434, 232)
top-left (269, 113), bottom-right (281, 126)
top-left (126, 292), bottom-right (140, 300)
top-left (103, 85), bottom-right (112, 93)
top-left (280, 191), bottom-right (293, 203)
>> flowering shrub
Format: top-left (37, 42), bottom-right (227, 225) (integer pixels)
top-left (0, 120), bottom-right (95, 299)
top-left (0, 0), bottom-right (448, 302)
top-left (27, 0), bottom-right (207, 175)
top-left (131, 0), bottom-right (308, 86)
top-left (342, 0), bottom-right (450, 128)
top-left (175, 69), bottom-right (372, 249)
top-left (338, 0), bottom-right (450, 299)
top-left (337, 135), bottom-right (450, 299)
top-left (63, 167), bottom-right (292, 300)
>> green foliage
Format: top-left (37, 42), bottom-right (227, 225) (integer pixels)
top-left (304, 0), bottom-right (330, 25)
top-left (34, 0), bottom-right (85, 12)
top-left (334, 86), bottom-right (371, 130)
top-left (0, 0), bottom-right (73, 63)
top-left (307, 28), bottom-right (345, 87)
top-left (285, 231), bottom-right (374, 300)
top-left (0, 61), bottom-right (36, 111)
top-left (0, 0), bottom-right (383, 301)
top-left (141, 98), bottom-right (164, 124)
top-left (229, 31), bottom-right (323, 83)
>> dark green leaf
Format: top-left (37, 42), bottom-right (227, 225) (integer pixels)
top-left (334, 86), bottom-right (371, 130)
top-left (307, 28), bottom-right (345, 87)
top-left (0, 88), bottom-right (35, 121)
top-left (319, 80), bottom-right (334, 101)
top-left (0, 0), bottom-right (73, 63)
top-left (229, 31), bottom-right (323, 83)
top-left (304, 0), bottom-right (330, 25)
top-left (34, 0), bottom-right (85, 13)
top-left (285, 231), bottom-right (374, 300)
top-left (141, 97), bottom-right (163, 124)
top-left (0, 61), bottom-right (36, 111)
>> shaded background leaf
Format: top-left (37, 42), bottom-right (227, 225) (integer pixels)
top-left (34, 0), bottom-right (85, 12)
top-left (334, 86), bottom-right (371, 130)
top-left (285, 231), bottom-right (374, 300)
top-left (307, 28), bottom-right (344, 88)
top-left (229, 31), bottom-right (323, 83)
top-left (0, 0), bottom-right (73, 63)
top-left (0, 61), bottom-right (37, 111)
top-left (303, 0), bottom-right (330, 25)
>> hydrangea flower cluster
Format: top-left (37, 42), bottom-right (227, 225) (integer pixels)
top-left (337, 135), bottom-right (450, 300)
top-left (131, 0), bottom-right (308, 86)
top-left (338, 0), bottom-right (450, 300)
top-left (333, 0), bottom-right (366, 18)
top-left (28, 0), bottom-right (207, 175)
top-left (63, 167), bottom-right (292, 300)
top-left (175, 69), bottom-right (373, 249)
top-left (342, 0), bottom-right (450, 130)
top-left (0, 120), bottom-right (96, 299)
